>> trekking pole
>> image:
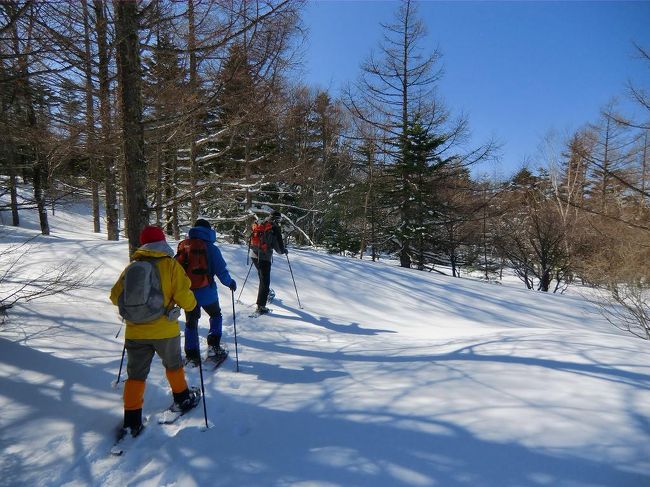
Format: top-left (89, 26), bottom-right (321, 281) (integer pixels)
top-left (197, 351), bottom-right (209, 429)
top-left (246, 234), bottom-right (251, 266)
top-left (113, 344), bottom-right (126, 388)
top-left (115, 317), bottom-right (124, 338)
top-left (285, 253), bottom-right (302, 309)
top-left (231, 289), bottom-right (240, 372)
top-left (236, 262), bottom-right (253, 303)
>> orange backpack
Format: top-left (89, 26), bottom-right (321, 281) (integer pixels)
top-left (250, 221), bottom-right (274, 253)
top-left (176, 238), bottom-right (210, 289)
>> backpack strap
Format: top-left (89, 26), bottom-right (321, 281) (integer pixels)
top-left (202, 240), bottom-right (215, 287)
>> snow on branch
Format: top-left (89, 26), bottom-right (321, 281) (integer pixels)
top-left (195, 148), bottom-right (230, 164)
top-left (195, 128), bottom-right (230, 149)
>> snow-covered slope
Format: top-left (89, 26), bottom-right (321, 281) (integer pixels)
top-left (1, 195), bottom-right (649, 487)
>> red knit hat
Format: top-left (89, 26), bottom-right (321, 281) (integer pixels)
top-left (139, 225), bottom-right (166, 245)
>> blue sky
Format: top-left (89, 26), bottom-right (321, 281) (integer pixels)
top-left (301, 1), bottom-right (650, 177)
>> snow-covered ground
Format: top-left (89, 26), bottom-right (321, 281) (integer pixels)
top-left (1, 193), bottom-right (650, 487)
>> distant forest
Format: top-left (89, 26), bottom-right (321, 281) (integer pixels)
top-left (1, 0), bottom-right (648, 311)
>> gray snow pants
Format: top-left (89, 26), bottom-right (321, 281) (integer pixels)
top-left (125, 336), bottom-right (183, 380)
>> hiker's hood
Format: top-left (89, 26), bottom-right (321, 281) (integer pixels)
top-left (134, 241), bottom-right (175, 258)
top-left (188, 225), bottom-right (216, 243)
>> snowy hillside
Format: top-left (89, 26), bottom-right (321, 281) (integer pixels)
top-left (1, 196), bottom-right (650, 487)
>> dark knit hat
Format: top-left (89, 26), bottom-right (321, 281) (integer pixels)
top-left (270, 210), bottom-right (281, 221)
top-left (194, 218), bottom-right (211, 228)
top-left (139, 225), bottom-right (166, 245)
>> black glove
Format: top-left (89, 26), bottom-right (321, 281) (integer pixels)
top-left (283, 248), bottom-right (289, 255)
top-left (229, 280), bottom-right (237, 291)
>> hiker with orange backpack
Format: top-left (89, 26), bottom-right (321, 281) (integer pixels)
top-left (249, 210), bottom-right (287, 315)
top-left (175, 219), bottom-right (237, 366)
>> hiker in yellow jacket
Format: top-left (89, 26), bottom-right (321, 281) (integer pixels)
top-left (110, 225), bottom-right (198, 437)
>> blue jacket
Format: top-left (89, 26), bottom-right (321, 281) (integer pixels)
top-left (186, 225), bottom-right (233, 307)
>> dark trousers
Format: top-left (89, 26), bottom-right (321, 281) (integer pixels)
top-left (252, 258), bottom-right (272, 307)
top-left (185, 301), bottom-right (222, 352)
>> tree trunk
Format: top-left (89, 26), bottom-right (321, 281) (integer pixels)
top-left (448, 224), bottom-right (458, 277)
top-left (483, 197), bottom-right (489, 280)
top-left (33, 152), bottom-right (50, 235)
top-left (539, 269), bottom-right (551, 292)
top-left (360, 149), bottom-right (374, 259)
top-left (121, 157), bottom-right (128, 240)
top-left (172, 152), bottom-right (180, 239)
top-left (370, 177), bottom-right (377, 261)
top-left (600, 116), bottom-right (611, 213)
top-left (360, 185), bottom-right (371, 259)
top-left (8, 151), bottom-right (20, 226)
top-left (16, 5), bottom-right (49, 235)
top-left (114, 0), bottom-right (148, 253)
top-left (163, 147), bottom-right (176, 236)
top-left (4, 0), bottom-right (20, 227)
top-left (399, 246), bottom-right (411, 268)
top-left (94, 0), bottom-right (119, 240)
top-left (82, 0), bottom-right (100, 233)
top-left (154, 144), bottom-right (163, 225)
top-left (398, 3), bottom-right (411, 268)
top-left (91, 178), bottom-right (100, 231)
top-left (641, 130), bottom-right (648, 209)
top-left (188, 0), bottom-right (199, 223)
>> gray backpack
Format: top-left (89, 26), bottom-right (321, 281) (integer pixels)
top-left (117, 258), bottom-right (166, 323)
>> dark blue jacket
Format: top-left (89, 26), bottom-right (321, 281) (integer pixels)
top-left (186, 225), bottom-right (233, 307)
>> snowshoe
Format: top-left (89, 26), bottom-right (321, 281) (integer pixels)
top-left (175, 386), bottom-right (201, 413)
top-left (249, 306), bottom-right (271, 318)
top-left (184, 351), bottom-right (201, 368)
top-left (207, 346), bottom-right (228, 369)
top-left (207, 344), bottom-right (227, 359)
top-left (116, 423), bottom-right (144, 441)
top-left (111, 422), bottom-right (145, 456)
top-left (158, 386), bottom-right (202, 424)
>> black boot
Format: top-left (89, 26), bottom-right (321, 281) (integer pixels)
top-left (122, 409), bottom-right (144, 437)
top-left (207, 334), bottom-right (221, 348)
top-left (173, 387), bottom-right (201, 413)
top-left (184, 349), bottom-right (200, 367)
top-left (207, 334), bottom-right (226, 358)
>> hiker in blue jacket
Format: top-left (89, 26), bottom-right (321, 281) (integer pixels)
top-left (175, 219), bottom-right (236, 366)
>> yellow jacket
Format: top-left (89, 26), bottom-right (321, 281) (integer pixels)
top-left (110, 248), bottom-right (197, 340)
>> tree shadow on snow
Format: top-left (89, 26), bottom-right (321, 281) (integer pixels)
top-left (0, 338), bottom-right (122, 487)
top-left (272, 299), bottom-right (397, 336)
top-left (285, 251), bottom-right (603, 334)
top-left (111, 392), bottom-right (650, 487)
top-left (237, 361), bottom-right (348, 385)
top-left (236, 333), bottom-right (650, 391)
